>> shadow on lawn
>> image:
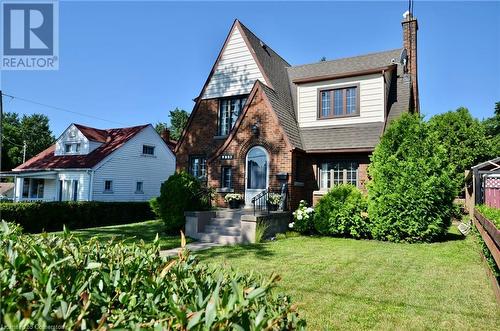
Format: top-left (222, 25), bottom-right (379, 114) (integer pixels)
top-left (197, 242), bottom-right (276, 260)
top-left (434, 231), bottom-right (466, 243)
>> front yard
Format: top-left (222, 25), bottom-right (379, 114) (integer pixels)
top-left (196, 228), bottom-right (500, 330)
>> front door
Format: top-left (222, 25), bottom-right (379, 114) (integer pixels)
top-left (245, 146), bottom-right (269, 207)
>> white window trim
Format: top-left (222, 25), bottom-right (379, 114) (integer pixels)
top-left (135, 180), bottom-right (144, 194)
top-left (142, 144), bottom-right (156, 157)
top-left (103, 179), bottom-right (113, 193)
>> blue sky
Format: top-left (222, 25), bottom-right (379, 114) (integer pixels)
top-left (2, 0), bottom-right (499, 135)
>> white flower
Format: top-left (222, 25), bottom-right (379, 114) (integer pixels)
top-left (289, 222), bottom-right (294, 229)
top-left (306, 207), bottom-right (314, 213)
top-left (297, 214), bottom-right (303, 220)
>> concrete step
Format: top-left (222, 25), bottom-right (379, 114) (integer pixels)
top-left (203, 224), bottom-right (241, 236)
top-left (215, 210), bottom-right (244, 219)
top-left (208, 217), bottom-right (241, 227)
top-left (198, 233), bottom-right (243, 245)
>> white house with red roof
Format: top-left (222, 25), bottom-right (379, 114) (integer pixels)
top-left (8, 123), bottom-right (176, 202)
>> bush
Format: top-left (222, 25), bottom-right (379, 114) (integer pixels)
top-left (151, 172), bottom-right (211, 233)
top-left (313, 185), bottom-right (369, 239)
top-left (368, 113), bottom-right (457, 243)
top-left (0, 201), bottom-right (154, 233)
top-left (0, 221), bottom-right (306, 330)
top-left (292, 200), bottom-right (315, 234)
top-left (476, 204), bottom-right (500, 228)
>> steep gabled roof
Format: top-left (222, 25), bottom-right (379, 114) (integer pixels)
top-left (14, 124), bottom-right (149, 171)
top-left (74, 123), bottom-right (108, 142)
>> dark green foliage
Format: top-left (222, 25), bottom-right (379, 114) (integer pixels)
top-left (0, 222), bottom-right (305, 330)
top-left (368, 113), bottom-right (457, 242)
top-left (0, 201), bottom-right (154, 233)
top-left (313, 185), bottom-right (369, 239)
top-left (1, 112), bottom-right (54, 171)
top-left (152, 172), bottom-right (211, 233)
top-left (428, 107), bottom-right (492, 189)
top-left (482, 101), bottom-right (500, 157)
top-left (155, 107), bottom-right (190, 141)
top-left (476, 204), bottom-right (500, 228)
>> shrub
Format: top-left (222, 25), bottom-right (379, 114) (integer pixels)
top-left (476, 204), bottom-right (500, 228)
top-left (368, 113), bottom-right (457, 243)
top-left (0, 201), bottom-right (154, 233)
top-left (313, 185), bottom-right (369, 238)
top-left (0, 221), bottom-right (306, 330)
top-left (152, 172), bottom-right (211, 233)
top-left (292, 200), bottom-right (315, 234)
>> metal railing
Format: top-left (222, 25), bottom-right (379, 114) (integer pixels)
top-left (251, 183), bottom-right (289, 215)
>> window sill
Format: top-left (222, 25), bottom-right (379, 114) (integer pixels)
top-left (103, 190), bottom-right (113, 194)
top-left (141, 154), bottom-right (156, 158)
top-left (135, 191), bottom-right (144, 194)
top-left (216, 188), bottom-right (234, 193)
top-left (317, 113), bottom-right (360, 120)
top-left (213, 135), bottom-right (228, 140)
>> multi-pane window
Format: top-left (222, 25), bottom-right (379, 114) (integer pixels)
top-left (142, 145), bottom-right (155, 155)
top-left (65, 143), bottom-right (81, 154)
top-left (318, 161), bottom-right (358, 190)
top-left (104, 180), bottom-right (113, 192)
top-left (318, 86), bottom-right (359, 118)
top-left (219, 96), bottom-right (247, 136)
top-left (72, 180), bottom-right (79, 201)
top-left (221, 167), bottom-right (232, 189)
top-left (136, 181), bottom-right (144, 193)
top-left (189, 156), bottom-right (207, 180)
top-left (22, 178), bottom-right (44, 199)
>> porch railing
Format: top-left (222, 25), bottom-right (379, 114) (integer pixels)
top-left (17, 197), bottom-right (55, 203)
top-left (251, 183), bottom-right (289, 215)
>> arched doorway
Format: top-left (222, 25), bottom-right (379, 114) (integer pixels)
top-left (245, 146), bottom-right (269, 207)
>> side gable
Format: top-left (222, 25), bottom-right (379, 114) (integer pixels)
top-left (201, 21), bottom-right (269, 99)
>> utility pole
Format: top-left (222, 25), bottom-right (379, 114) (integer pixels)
top-left (23, 140), bottom-right (26, 164)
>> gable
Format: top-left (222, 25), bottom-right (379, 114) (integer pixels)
top-left (54, 124), bottom-right (92, 156)
top-left (202, 24), bottom-right (268, 99)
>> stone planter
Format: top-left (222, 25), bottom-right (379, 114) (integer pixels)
top-left (228, 200), bottom-right (241, 209)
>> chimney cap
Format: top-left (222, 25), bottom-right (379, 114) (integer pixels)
top-left (403, 10), bottom-right (410, 19)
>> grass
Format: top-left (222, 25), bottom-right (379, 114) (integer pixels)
top-left (197, 227), bottom-right (500, 330)
top-left (49, 220), bottom-right (186, 250)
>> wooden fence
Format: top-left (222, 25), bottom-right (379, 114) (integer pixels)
top-left (473, 208), bottom-right (500, 303)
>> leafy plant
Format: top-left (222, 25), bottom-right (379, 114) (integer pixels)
top-left (0, 221), bottom-right (306, 330)
top-left (292, 200), bottom-right (315, 234)
top-left (255, 222), bottom-right (270, 243)
top-left (368, 113), bottom-right (457, 242)
top-left (314, 185), bottom-right (369, 239)
top-left (152, 172), bottom-right (211, 233)
top-left (476, 204), bottom-right (500, 228)
top-left (0, 201), bottom-right (154, 233)
top-left (224, 193), bottom-right (243, 203)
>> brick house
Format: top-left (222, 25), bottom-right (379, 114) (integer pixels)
top-left (176, 13), bottom-right (419, 209)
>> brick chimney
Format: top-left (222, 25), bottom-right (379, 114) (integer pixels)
top-left (160, 128), bottom-right (170, 143)
top-left (402, 11), bottom-right (419, 113)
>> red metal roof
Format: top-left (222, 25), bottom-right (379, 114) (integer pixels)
top-left (14, 124), bottom-right (149, 171)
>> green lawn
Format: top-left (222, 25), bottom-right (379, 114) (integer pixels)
top-left (196, 228), bottom-right (500, 330)
top-left (51, 220), bottom-right (185, 250)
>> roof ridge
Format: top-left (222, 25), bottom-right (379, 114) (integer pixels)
top-left (237, 20), bottom-right (291, 67)
top-left (290, 48), bottom-right (402, 69)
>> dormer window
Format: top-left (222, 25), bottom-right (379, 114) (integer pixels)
top-left (65, 143), bottom-right (81, 154)
top-left (318, 85), bottom-right (359, 119)
top-left (218, 96), bottom-right (247, 136)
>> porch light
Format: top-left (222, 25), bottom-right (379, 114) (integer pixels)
top-left (251, 122), bottom-right (259, 136)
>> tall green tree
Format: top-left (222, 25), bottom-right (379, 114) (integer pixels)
top-left (155, 108), bottom-right (189, 141)
top-left (1, 112), bottom-right (54, 171)
top-left (483, 102), bottom-right (500, 157)
top-left (428, 107), bottom-right (491, 189)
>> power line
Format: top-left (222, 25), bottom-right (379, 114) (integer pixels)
top-left (2, 92), bottom-right (128, 126)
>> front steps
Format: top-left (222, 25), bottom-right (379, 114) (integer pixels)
top-left (197, 210), bottom-right (246, 244)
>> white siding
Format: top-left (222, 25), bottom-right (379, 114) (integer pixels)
top-left (297, 74), bottom-right (386, 128)
top-left (57, 171), bottom-right (91, 201)
top-left (202, 25), bottom-right (267, 99)
top-left (54, 124), bottom-right (102, 156)
top-left (92, 126), bottom-right (175, 202)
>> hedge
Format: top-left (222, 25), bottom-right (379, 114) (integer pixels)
top-left (0, 221), bottom-right (306, 329)
top-left (0, 201), bottom-right (155, 233)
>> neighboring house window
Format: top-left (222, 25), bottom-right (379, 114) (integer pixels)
top-left (318, 86), bottom-right (359, 118)
top-left (221, 166), bottom-right (232, 189)
top-left (72, 180), bottom-right (78, 201)
top-left (22, 178), bottom-right (29, 198)
top-left (22, 178), bottom-right (44, 199)
top-left (104, 180), bottom-right (113, 192)
top-left (142, 145), bottom-right (155, 155)
top-left (136, 181), bottom-right (144, 193)
top-left (318, 161), bottom-right (358, 189)
top-left (65, 143), bottom-right (81, 154)
top-left (218, 96), bottom-right (247, 136)
top-left (189, 156), bottom-right (207, 180)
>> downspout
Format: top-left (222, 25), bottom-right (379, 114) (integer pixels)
top-left (88, 169), bottom-right (94, 201)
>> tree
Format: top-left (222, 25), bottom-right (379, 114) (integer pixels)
top-left (428, 107), bottom-right (491, 189)
top-left (368, 113), bottom-right (456, 242)
top-left (155, 108), bottom-right (189, 141)
top-left (1, 112), bottom-right (54, 171)
top-left (483, 101), bottom-right (500, 157)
